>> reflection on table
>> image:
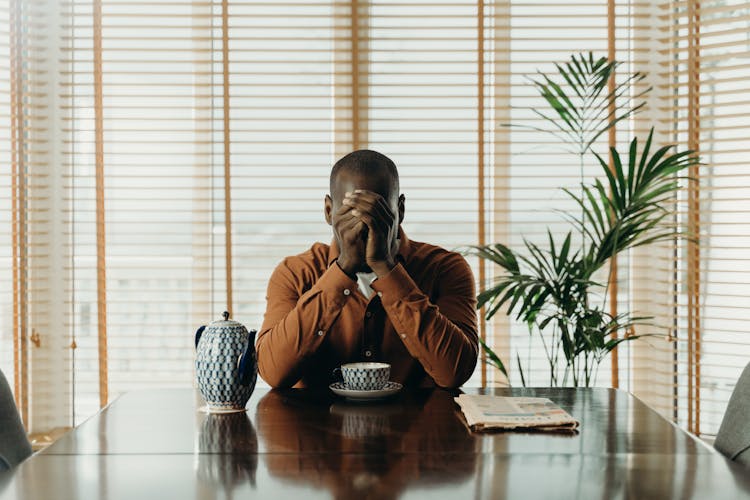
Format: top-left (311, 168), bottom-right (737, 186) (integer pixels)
top-left (0, 387), bottom-right (748, 500)
top-left (197, 412), bottom-right (257, 490)
top-left (256, 389), bottom-right (477, 498)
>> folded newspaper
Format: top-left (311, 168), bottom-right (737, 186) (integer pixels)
top-left (455, 394), bottom-right (580, 432)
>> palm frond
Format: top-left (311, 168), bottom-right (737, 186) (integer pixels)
top-left (526, 52), bottom-right (647, 155)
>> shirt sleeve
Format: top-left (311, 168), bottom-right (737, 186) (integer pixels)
top-left (256, 259), bottom-right (356, 388)
top-left (370, 253), bottom-right (479, 388)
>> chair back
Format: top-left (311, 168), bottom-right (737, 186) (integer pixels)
top-left (715, 362), bottom-right (750, 466)
top-left (0, 369), bottom-right (32, 470)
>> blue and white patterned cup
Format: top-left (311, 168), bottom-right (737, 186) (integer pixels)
top-left (338, 362), bottom-right (390, 391)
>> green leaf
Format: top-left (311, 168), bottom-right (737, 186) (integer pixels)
top-left (477, 281), bottom-right (512, 309)
top-left (559, 321), bottom-right (574, 361)
top-left (538, 315), bottom-right (556, 331)
top-left (479, 338), bottom-right (509, 380)
top-left (555, 62), bottom-right (584, 99)
top-left (563, 187), bottom-right (605, 239)
top-left (558, 232), bottom-right (572, 273)
top-left (634, 129), bottom-right (654, 196)
top-left (543, 74), bottom-right (580, 120)
top-left (585, 101), bottom-right (646, 152)
top-left (584, 184), bottom-right (608, 237)
top-left (516, 352), bottom-right (527, 387)
top-left (594, 150), bottom-right (622, 211)
top-left (508, 286), bottom-right (528, 319)
top-left (530, 107), bottom-right (578, 143)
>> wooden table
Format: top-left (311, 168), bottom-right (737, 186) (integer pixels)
top-left (1, 387), bottom-right (748, 499)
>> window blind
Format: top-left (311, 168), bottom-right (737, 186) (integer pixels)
top-left (16, 0), bottom-right (665, 419)
top-left (626, 0), bottom-right (681, 425)
top-left (63, 0), bottom-right (222, 421)
top-left (2, 0), bottom-right (75, 435)
top-left (0, 1), bottom-right (14, 404)
top-left (651, 0), bottom-right (750, 436)
top-left (228, 0), bottom-right (340, 333)
top-left (3, 0), bottom-right (748, 437)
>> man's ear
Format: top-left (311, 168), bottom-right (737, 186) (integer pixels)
top-left (324, 195), bottom-right (333, 226)
top-left (398, 194), bottom-right (405, 224)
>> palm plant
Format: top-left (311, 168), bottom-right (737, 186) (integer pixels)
top-left (470, 53), bottom-right (699, 387)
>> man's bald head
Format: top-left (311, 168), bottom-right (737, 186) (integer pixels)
top-left (329, 150), bottom-right (400, 203)
top-left (324, 150), bottom-right (405, 273)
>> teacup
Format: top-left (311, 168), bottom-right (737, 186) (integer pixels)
top-left (330, 403), bottom-right (403, 438)
top-left (338, 362), bottom-right (390, 391)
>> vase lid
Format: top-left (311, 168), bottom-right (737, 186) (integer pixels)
top-left (209, 311), bottom-right (245, 328)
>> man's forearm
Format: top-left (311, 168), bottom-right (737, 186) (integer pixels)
top-left (257, 264), bottom-right (356, 387)
top-left (370, 263), bottom-right (479, 388)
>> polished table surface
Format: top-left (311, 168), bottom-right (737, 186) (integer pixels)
top-left (1, 387), bottom-right (748, 499)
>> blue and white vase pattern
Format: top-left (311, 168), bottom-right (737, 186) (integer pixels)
top-left (195, 314), bottom-right (257, 412)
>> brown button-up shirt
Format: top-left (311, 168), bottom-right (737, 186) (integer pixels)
top-left (257, 230), bottom-right (478, 388)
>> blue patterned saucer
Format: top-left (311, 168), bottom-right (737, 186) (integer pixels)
top-left (329, 381), bottom-right (402, 401)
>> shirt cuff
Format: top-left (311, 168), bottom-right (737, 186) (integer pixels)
top-left (369, 263), bottom-right (420, 305)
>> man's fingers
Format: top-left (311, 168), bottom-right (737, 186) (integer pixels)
top-left (348, 191), bottom-right (394, 219)
top-left (335, 208), bottom-right (357, 224)
top-left (334, 203), bottom-right (356, 217)
top-left (344, 193), bottom-right (395, 225)
top-left (351, 206), bottom-right (392, 236)
top-left (337, 214), bottom-right (363, 233)
top-left (344, 191), bottom-right (385, 209)
top-left (332, 206), bottom-right (358, 227)
top-left (337, 214), bottom-right (367, 241)
top-left (352, 210), bottom-right (389, 237)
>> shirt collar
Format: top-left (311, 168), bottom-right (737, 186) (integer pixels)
top-left (327, 227), bottom-right (411, 267)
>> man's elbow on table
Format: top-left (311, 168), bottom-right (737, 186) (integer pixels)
top-left (258, 368), bottom-right (292, 389)
top-left (431, 344), bottom-right (479, 389)
top-left (256, 339), bottom-right (298, 389)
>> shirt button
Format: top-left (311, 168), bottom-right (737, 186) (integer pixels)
top-left (343, 289), bottom-right (351, 296)
top-left (364, 350), bottom-right (372, 357)
top-left (365, 311), bottom-right (372, 318)
top-left (377, 292), bottom-right (383, 297)
top-left (400, 334), bottom-right (406, 339)
top-left (317, 330), bottom-right (324, 336)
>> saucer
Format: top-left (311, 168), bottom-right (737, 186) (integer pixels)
top-left (198, 405), bottom-right (248, 414)
top-left (329, 381), bottom-right (402, 401)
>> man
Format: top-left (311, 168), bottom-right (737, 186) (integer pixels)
top-left (256, 150), bottom-right (478, 388)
